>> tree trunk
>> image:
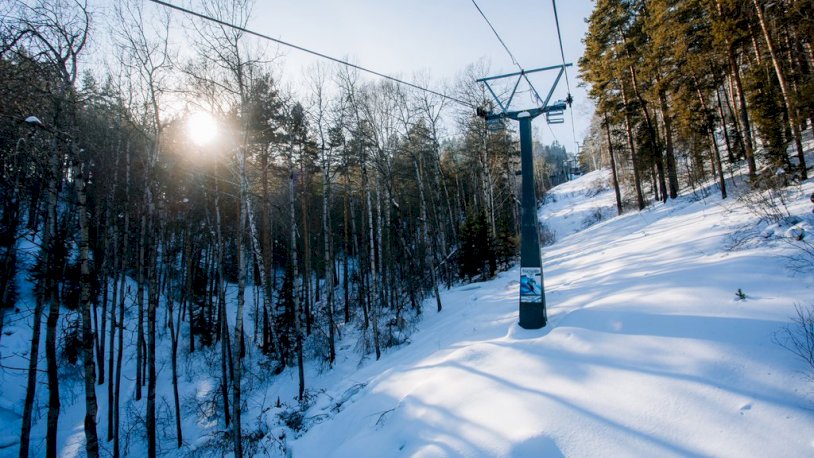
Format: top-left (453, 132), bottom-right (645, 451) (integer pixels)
top-left (107, 227), bottom-right (117, 442)
top-left (300, 164), bottom-right (312, 337)
top-left (19, 295), bottom-right (44, 458)
top-left (290, 161), bottom-right (305, 401)
top-left (604, 115), bottom-right (624, 215)
top-left (415, 156), bottom-right (442, 312)
top-left (96, 276), bottom-right (106, 386)
top-left (260, 151), bottom-right (275, 354)
top-left (106, 145), bottom-right (121, 442)
top-left (716, 0), bottom-right (757, 179)
top-left (20, 129), bottom-right (62, 458)
top-left (322, 156), bottom-right (336, 364)
top-left (168, 234), bottom-right (184, 449)
top-left (136, 206), bottom-right (145, 401)
top-left (716, 88), bottom-right (735, 164)
top-left (343, 173), bottom-right (350, 324)
top-left (113, 142), bottom-right (130, 458)
top-left (214, 174), bottom-right (231, 427)
top-left (657, 90), bottom-right (679, 199)
top-left (627, 63), bottom-right (667, 203)
top-left (44, 134), bottom-right (62, 458)
top-left (350, 194), bottom-right (367, 329)
top-left (232, 146), bottom-right (249, 458)
top-left (145, 163), bottom-right (159, 458)
top-left (146, 225), bottom-right (158, 458)
top-left (709, 130), bottom-right (728, 199)
top-left (246, 196), bottom-right (281, 361)
top-left (76, 161), bottom-right (100, 458)
top-left (370, 173), bottom-right (382, 361)
top-left (692, 74), bottom-right (727, 199)
top-left (621, 79), bottom-right (646, 210)
top-left (752, 0), bottom-right (807, 179)
top-left (724, 73), bottom-right (746, 160)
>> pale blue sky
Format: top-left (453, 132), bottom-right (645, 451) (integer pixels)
top-left (249, 0), bottom-right (595, 153)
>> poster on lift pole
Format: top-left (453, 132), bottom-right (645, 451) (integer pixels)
top-left (519, 267), bottom-right (543, 303)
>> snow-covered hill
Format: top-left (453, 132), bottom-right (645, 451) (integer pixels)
top-left (288, 171), bottom-right (814, 457)
top-left (2, 169), bottom-right (814, 457)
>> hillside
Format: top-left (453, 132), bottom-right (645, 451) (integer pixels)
top-left (2, 170), bottom-right (814, 457)
top-left (289, 170), bottom-right (814, 457)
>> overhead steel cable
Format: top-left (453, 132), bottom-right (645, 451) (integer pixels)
top-left (551, 0), bottom-right (572, 100)
top-left (469, 0), bottom-right (547, 110)
top-left (551, 0), bottom-right (579, 150)
top-left (146, 0), bottom-right (477, 109)
top-left (470, 0), bottom-right (521, 71)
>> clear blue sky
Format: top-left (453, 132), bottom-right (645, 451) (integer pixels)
top-left (250, 0), bottom-right (595, 154)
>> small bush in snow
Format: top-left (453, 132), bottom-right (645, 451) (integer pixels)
top-left (584, 178), bottom-right (610, 197)
top-left (277, 392), bottom-right (316, 433)
top-left (382, 314), bottom-right (413, 348)
top-left (59, 312), bottom-right (83, 365)
top-left (739, 183), bottom-right (794, 225)
top-left (581, 208), bottom-right (606, 229)
top-left (774, 303), bottom-right (814, 382)
top-left (539, 223), bottom-right (556, 246)
top-left (739, 185), bottom-right (814, 272)
top-left (278, 407), bottom-right (305, 431)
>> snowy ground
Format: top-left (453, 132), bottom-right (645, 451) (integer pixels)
top-left (289, 171), bottom-right (814, 457)
top-left (2, 165), bottom-right (814, 457)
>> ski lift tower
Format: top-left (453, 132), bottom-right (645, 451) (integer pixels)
top-left (476, 63), bottom-right (572, 329)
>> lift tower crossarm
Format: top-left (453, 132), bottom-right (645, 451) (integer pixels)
top-left (475, 63), bottom-right (573, 83)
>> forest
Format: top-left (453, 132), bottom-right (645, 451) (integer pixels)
top-left (578, 0), bottom-right (813, 210)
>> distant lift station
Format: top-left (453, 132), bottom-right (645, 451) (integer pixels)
top-left (476, 63), bottom-right (572, 329)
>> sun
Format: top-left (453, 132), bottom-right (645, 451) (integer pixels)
top-left (187, 111), bottom-right (218, 146)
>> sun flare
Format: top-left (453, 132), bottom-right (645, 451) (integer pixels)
top-left (187, 111), bottom-right (218, 146)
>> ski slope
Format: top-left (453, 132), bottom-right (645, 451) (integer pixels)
top-left (2, 170), bottom-right (814, 457)
top-left (290, 170), bottom-right (814, 457)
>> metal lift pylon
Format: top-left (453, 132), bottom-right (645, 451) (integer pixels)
top-left (476, 63), bottom-right (572, 329)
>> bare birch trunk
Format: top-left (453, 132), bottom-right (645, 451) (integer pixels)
top-left (107, 226), bottom-right (117, 442)
top-left (246, 196), bottom-right (282, 361)
top-left (75, 160), bottom-right (100, 458)
top-left (15, 121), bottom-right (51, 457)
top-left (214, 174), bottom-right (231, 427)
top-left (136, 206), bottom-right (145, 402)
top-left (232, 145), bottom-right (249, 458)
top-left (19, 286), bottom-right (44, 458)
top-left (44, 134), bottom-right (61, 458)
top-left (113, 142), bottom-right (130, 458)
top-left (343, 174), bottom-right (351, 324)
top-left (168, 234), bottom-right (184, 448)
top-left (322, 156), bottom-right (336, 364)
top-left (415, 156), bottom-right (442, 312)
top-left (369, 171), bottom-right (382, 361)
top-left (290, 161), bottom-right (305, 400)
top-left (300, 171), bottom-right (312, 336)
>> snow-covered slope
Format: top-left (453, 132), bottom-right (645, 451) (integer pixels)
top-left (3, 170), bottom-right (814, 457)
top-left (290, 172), bottom-right (814, 457)
top-left (538, 169), bottom-right (618, 242)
